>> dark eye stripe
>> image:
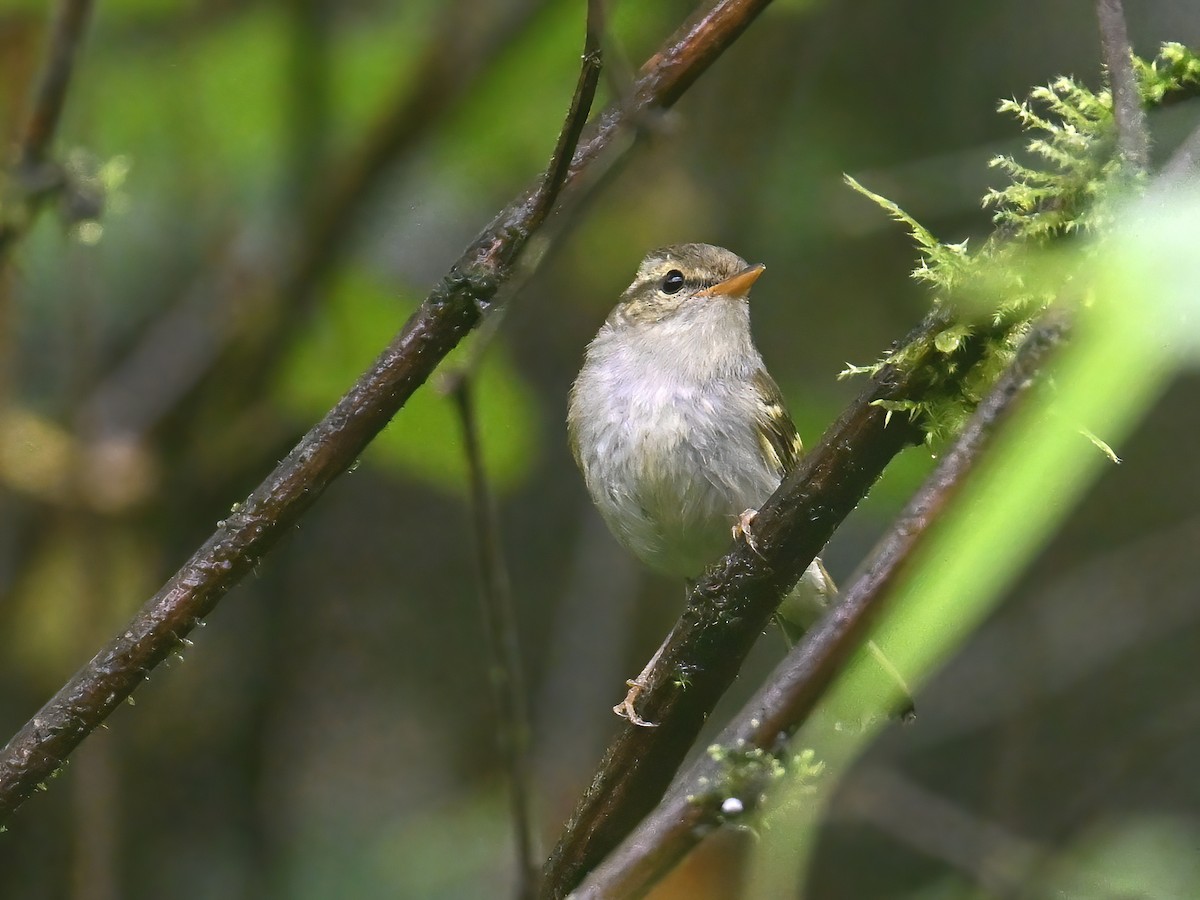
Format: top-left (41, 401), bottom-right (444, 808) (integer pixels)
top-left (627, 269), bottom-right (708, 297)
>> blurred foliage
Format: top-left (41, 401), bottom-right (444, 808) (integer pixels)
top-left (1041, 814), bottom-right (1200, 897)
top-left (291, 791), bottom-right (513, 900)
top-left (9, 525), bottom-right (156, 688)
top-left (87, 7), bottom-right (289, 194)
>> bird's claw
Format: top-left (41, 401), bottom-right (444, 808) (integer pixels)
top-left (614, 678), bottom-right (658, 727)
top-left (733, 508), bottom-right (764, 557)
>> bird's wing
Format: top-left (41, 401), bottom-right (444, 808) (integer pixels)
top-left (752, 368), bottom-right (805, 477)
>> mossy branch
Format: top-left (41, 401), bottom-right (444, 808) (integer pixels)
top-left (843, 42), bottom-right (1200, 446)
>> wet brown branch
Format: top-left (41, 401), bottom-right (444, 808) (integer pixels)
top-left (568, 316), bottom-right (1070, 899)
top-left (1096, 0), bottom-right (1148, 171)
top-left (0, 0), bottom-right (782, 829)
top-left (0, 0), bottom-right (96, 263)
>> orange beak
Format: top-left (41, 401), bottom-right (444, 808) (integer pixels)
top-left (696, 263), bottom-right (766, 299)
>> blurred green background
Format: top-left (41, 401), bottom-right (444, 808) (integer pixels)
top-left (2, 1), bottom-right (1200, 897)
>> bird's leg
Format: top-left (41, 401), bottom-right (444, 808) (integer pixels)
top-left (615, 583), bottom-right (696, 727)
top-left (733, 508), bottom-right (764, 557)
top-left (613, 634), bottom-right (671, 727)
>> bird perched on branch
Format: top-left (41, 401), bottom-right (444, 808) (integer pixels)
top-left (567, 242), bottom-right (912, 726)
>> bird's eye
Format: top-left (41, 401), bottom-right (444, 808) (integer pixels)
top-left (661, 270), bottom-right (685, 294)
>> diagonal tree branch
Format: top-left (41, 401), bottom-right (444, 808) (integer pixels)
top-left (1096, 0), bottom-right (1148, 171)
top-left (442, 12), bottom-right (604, 895)
top-left (528, 3), bottom-right (603, 235)
top-left (0, 0), bottom-right (782, 829)
top-left (569, 315), bottom-right (1071, 899)
top-left (0, 0), bottom-right (96, 264)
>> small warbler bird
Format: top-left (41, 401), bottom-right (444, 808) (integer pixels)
top-left (567, 243), bottom-right (911, 726)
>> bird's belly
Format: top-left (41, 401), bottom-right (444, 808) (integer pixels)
top-left (584, 383), bottom-right (778, 579)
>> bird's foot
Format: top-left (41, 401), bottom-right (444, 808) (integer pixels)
top-left (613, 678), bottom-right (658, 727)
top-left (733, 508), bottom-right (764, 557)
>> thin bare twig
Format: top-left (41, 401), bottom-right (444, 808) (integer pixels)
top-left (566, 316), bottom-right (1070, 899)
top-left (0, 0), bottom-right (96, 262)
top-left (529, 1), bottom-right (603, 231)
top-left (14, 0), bottom-right (93, 169)
top-left (445, 0), bottom-right (610, 381)
top-left (449, 379), bottom-right (539, 899)
top-left (1096, 0), bottom-right (1149, 171)
top-left (0, 0), bottom-right (781, 829)
top-left (442, 15), bottom-right (604, 895)
top-left (587, 0), bottom-right (637, 113)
